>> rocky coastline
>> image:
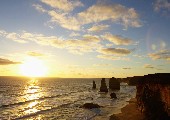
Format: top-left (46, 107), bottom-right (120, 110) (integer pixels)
top-left (89, 73), bottom-right (170, 120)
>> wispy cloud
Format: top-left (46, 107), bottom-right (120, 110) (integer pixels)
top-left (69, 32), bottom-right (80, 37)
top-left (33, 4), bottom-right (47, 13)
top-left (0, 58), bottom-right (21, 65)
top-left (93, 63), bottom-right (111, 67)
top-left (154, 0), bottom-right (170, 12)
top-left (144, 64), bottom-right (155, 69)
top-left (33, 0), bottom-right (83, 30)
top-left (27, 51), bottom-right (45, 57)
top-left (97, 47), bottom-right (132, 61)
top-left (105, 43), bottom-right (113, 47)
top-left (48, 10), bottom-right (81, 31)
top-left (6, 32), bottom-right (27, 43)
top-left (78, 3), bottom-right (142, 29)
top-left (122, 67), bottom-right (131, 70)
top-left (0, 30), bottom-right (7, 36)
top-left (143, 64), bottom-right (163, 70)
top-left (33, 2), bottom-right (142, 31)
top-left (102, 33), bottom-right (133, 45)
top-left (88, 24), bottom-right (109, 32)
top-left (148, 49), bottom-right (170, 61)
top-left (0, 29), bottom-right (102, 55)
top-left (98, 48), bottom-right (131, 55)
top-left (40, 0), bottom-right (83, 12)
top-left (97, 54), bottom-right (130, 61)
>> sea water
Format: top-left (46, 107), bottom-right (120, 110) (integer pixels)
top-left (0, 77), bottom-right (136, 120)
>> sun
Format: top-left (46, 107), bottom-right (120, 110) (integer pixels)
top-left (20, 57), bottom-right (47, 77)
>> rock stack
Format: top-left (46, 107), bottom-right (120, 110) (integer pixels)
top-left (100, 78), bottom-right (108, 92)
top-left (110, 92), bottom-right (117, 99)
top-left (92, 80), bottom-right (96, 89)
top-left (109, 77), bottom-right (120, 90)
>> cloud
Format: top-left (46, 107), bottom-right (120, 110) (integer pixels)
top-left (122, 67), bottom-right (131, 70)
top-left (62, 35), bottom-right (102, 54)
top-left (27, 51), bottom-right (45, 57)
top-left (33, 4), bottom-right (81, 30)
top-left (102, 33), bottom-right (133, 45)
top-left (33, 2), bottom-right (142, 31)
top-left (48, 10), bottom-right (81, 31)
top-left (0, 58), bottom-right (21, 65)
top-left (98, 48), bottom-right (131, 55)
top-left (69, 32), bottom-right (80, 37)
top-left (148, 49), bottom-right (170, 61)
top-left (88, 24), bottom-right (109, 32)
top-left (143, 64), bottom-right (163, 70)
top-left (33, 4), bottom-right (47, 13)
top-left (97, 54), bottom-right (130, 61)
top-left (0, 29), bottom-right (102, 55)
top-left (78, 3), bottom-right (142, 29)
top-left (40, 0), bottom-right (83, 12)
top-left (0, 30), bottom-right (7, 36)
top-left (93, 63), bottom-right (111, 67)
top-left (97, 47), bottom-right (132, 61)
top-left (154, 0), bottom-right (170, 12)
top-left (6, 32), bottom-right (27, 43)
top-left (106, 43), bottom-right (113, 47)
top-left (144, 64), bottom-right (155, 69)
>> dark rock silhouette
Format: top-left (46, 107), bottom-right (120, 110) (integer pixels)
top-left (81, 103), bottom-right (100, 109)
top-left (135, 73), bottom-right (170, 119)
top-left (100, 78), bottom-right (108, 92)
top-left (110, 92), bottom-right (117, 99)
top-left (109, 77), bottom-right (120, 90)
top-left (109, 114), bottom-right (119, 120)
top-left (137, 85), bottom-right (170, 120)
top-left (92, 80), bottom-right (96, 89)
top-left (122, 73), bottom-right (170, 85)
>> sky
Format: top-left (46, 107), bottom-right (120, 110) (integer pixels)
top-left (0, 0), bottom-right (170, 78)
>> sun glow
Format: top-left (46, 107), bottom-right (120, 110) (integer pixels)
top-left (20, 57), bottom-right (47, 77)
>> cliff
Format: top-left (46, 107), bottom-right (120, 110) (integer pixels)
top-left (136, 73), bottom-right (170, 119)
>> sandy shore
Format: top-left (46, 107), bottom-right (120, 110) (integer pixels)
top-left (110, 98), bottom-right (144, 120)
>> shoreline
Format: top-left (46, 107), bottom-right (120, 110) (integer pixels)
top-left (110, 98), bottom-right (144, 120)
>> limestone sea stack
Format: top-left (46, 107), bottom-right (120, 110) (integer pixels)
top-left (92, 80), bottom-right (96, 89)
top-left (109, 77), bottom-right (120, 90)
top-left (100, 78), bottom-right (108, 92)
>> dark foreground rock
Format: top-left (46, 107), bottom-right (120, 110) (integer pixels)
top-left (110, 114), bottom-right (119, 120)
top-left (81, 103), bottom-right (101, 109)
top-left (110, 92), bottom-right (117, 99)
top-left (100, 78), bottom-right (108, 92)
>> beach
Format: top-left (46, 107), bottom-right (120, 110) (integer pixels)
top-left (110, 98), bottom-right (144, 120)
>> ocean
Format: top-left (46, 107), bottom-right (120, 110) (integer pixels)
top-left (0, 77), bottom-right (136, 120)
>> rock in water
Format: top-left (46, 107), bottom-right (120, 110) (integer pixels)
top-left (109, 77), bottom-right (120, 90)
top-left (110, 92), bottom-right (117, 99)
top-left (100, 78), bottom-right (108, 92)
top-left (92, 80), bottom-right (96, 89)
top-left (81, 103), bottom-right (100, 109)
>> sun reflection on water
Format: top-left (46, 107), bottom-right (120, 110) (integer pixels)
top-left (24, 79), bottom-right (42, 116)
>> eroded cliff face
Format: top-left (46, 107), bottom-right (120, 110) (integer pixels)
top-left (136, 84), bottom-right (170, 112)
top-left (135, 73), bottom-right (170, 119)
top-left (158, 85), bottom-right (170, 110)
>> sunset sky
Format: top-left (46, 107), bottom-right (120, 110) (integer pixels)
top-left (0, 0), bottom-right (170, 78)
